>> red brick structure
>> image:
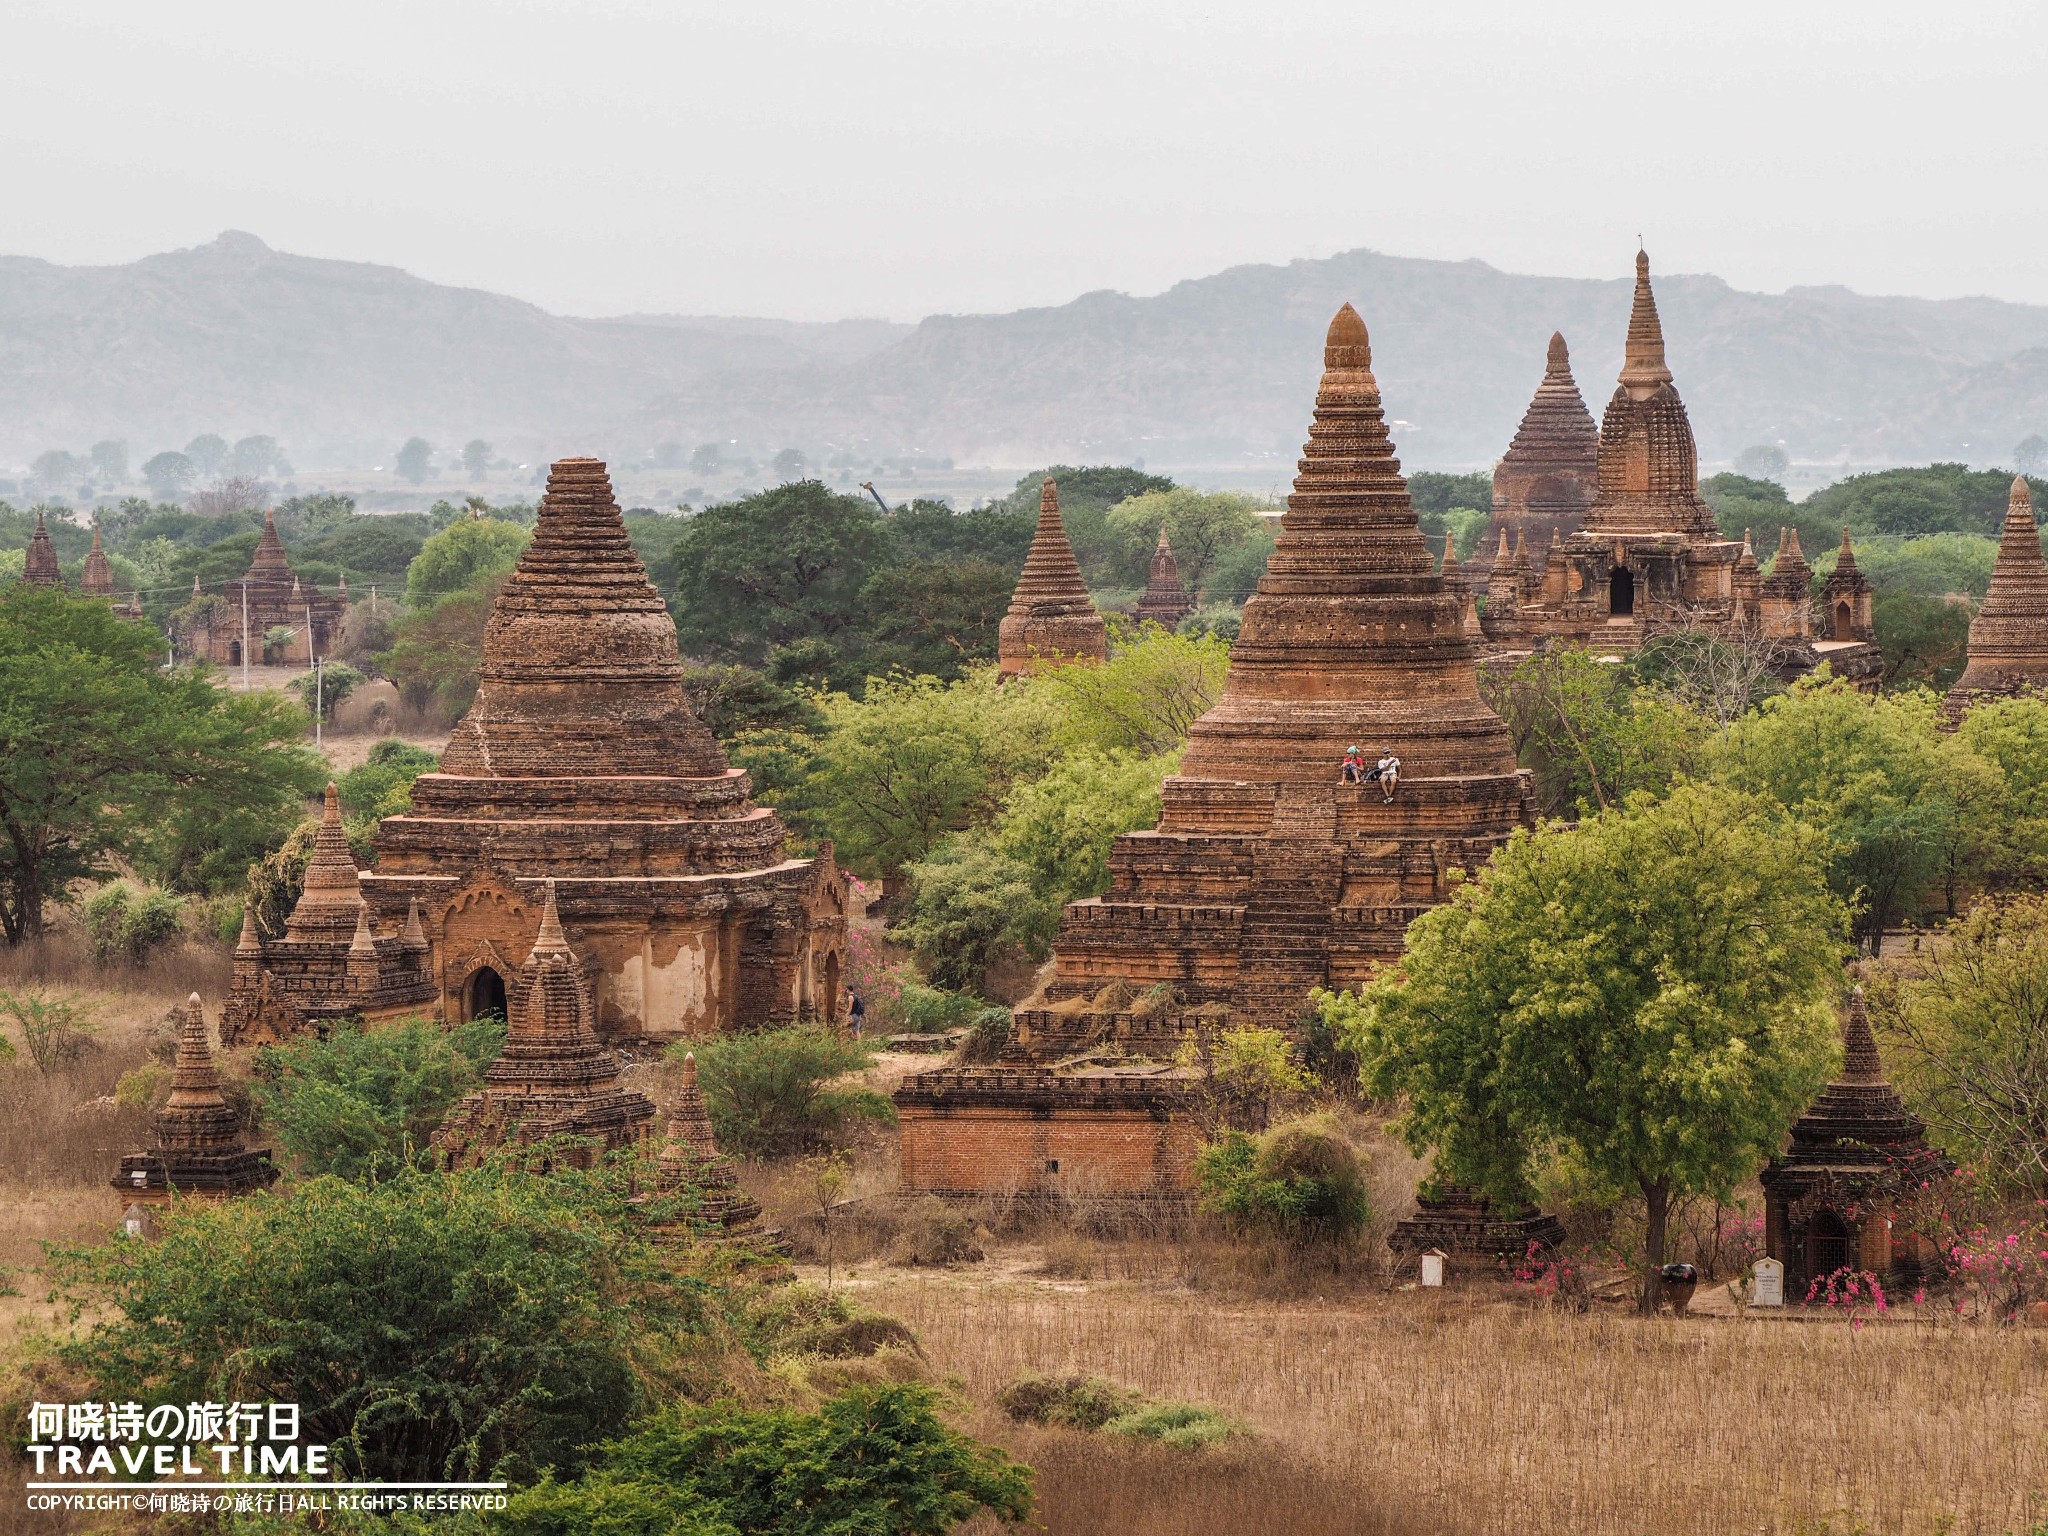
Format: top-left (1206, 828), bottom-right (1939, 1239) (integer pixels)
top-left (652, 1051), bottom-right (764, 1234)
top-left (1760, 988), bottom-right (1951, 1298)
top-left (80, 526), bottom-right (114, 598)
top-left (112, 994), bottom-right (278, 1204)
top-left (1130, 526), bottom-right (1195, 629)
top-left (1389, 1186), bottom-right (1566, 1269)
top-left (363, 457), bottom-right (847, 1043)
top-left (433, 881), bottom-right (658, 1168)
top-left (997, 478), bottom-right (1108, 676)
top-left (1943, 477), bottom-right (2048, 721)
top-left (898, 305), bottom-right (1536, 1201)
top-left (1483, 253), bottom-right (1882, 689)
top-left (1820, 526), bottom-right (1875, 644)
top-left (180, 510), bottom-right (347, 667)
top-left (22, 510), bottom-right (63, 587)
top-left (1474, 331), bottom-right (1598, 590)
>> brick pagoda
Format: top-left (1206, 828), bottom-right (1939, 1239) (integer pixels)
top-left (180, 509), bottom-right (347, 667)
top-left (1760, 987), bottom-right (1950, 1298)
top-left (433, 881), bottom-right (657, 1168)
top-left (220, 784), bottom-right (437, 1046)
top-left (80, 526), bottom-right (114, 598)
top-left (652, 1051), bottom-right (764, 1234)
top-left (1820, 526), bottom-right (1876, 644)
top-left (363, 457), bottom-right (847, 1042)
top-left (1473, 331), bottom-right (1598, 589)
top-left (898, 304), bottom-right (1537, 1200)
top-left (997, 478), bottom-right (1108, 676)
top-left (1481, 252), bottom-right (1881, 688)
top-left (112, 994), bottom-right (278, 1204)
top-left (1389, 1187), bottom-right (1566, 1270)
top-left (1130, 526), bottom-right (1195, 629)
top-left (23, 510), bottom-right (63, 587)
top-left (1943, 477), bottom-right (2048, 721)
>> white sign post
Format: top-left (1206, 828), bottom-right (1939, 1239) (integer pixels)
top-left (1751, 1256), bottom-right (1784, 1307)
top-left (1420, 1249), bottom-right (1447, 1288)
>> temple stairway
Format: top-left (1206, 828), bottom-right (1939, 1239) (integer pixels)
top-left (1235, 787), bottom-right (1342, 1027)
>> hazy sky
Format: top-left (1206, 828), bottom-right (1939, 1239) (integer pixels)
top-left (6, 0), bottom-right (2045, 321)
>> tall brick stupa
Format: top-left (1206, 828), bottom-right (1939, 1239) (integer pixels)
top-left (997, 479), bottom-right (1108, 676)
top-left (361, 457), bottom-right (847, 1042)
top-left (1131, 526), bottom-right (1195, 629)
top-left (112, 994), bottom-right (278, 1204)
top-left (23, 510), bottom-right (64, 587)
top-left (1477, 331), bottom-right (1599, 585)
top-left (1943, 477), bottom-right (2048, 721)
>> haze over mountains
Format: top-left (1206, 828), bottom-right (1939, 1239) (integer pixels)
top-left (5, 231), bottom-right (2048, 474)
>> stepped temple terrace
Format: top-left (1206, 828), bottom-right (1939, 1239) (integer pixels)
top-left (1942, 476), bottom-right (2048, 720)
top-left (179, 508), bottom-right (347, 667)
top-left (997, 478), bottom-right (1108, 676)
top-left (898, 303), bottom-right (1539, 1200)
top-left (433, 881), bottom-right (658, 1167)
top-left (1478, 252), bottom-right (1882, 689)
top-left (1760, 988), bottom-right (1951, 1299)
top-left (1471, 331), bottom-right (1598, 589)
top-left (1130, 525), bottom-right (1195, 628)
top-left (112, 994), bottom-right (278, 1205)
top-left (225, 457), bottom-right (848, 1045)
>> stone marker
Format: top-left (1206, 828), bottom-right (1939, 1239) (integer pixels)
top-left (1751, 1256), bottom-right (1784, 1307)
top-left (1420, 1249), bottom-right (1448, 1288)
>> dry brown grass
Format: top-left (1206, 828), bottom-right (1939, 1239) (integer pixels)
top-left (869, 1275), bottom-right (2048, 1536)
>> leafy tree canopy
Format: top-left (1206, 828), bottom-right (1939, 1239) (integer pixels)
top-left (855, 556), bottom-right (1013, 681)
top-left (682, 1026), bottom-right (893, 1157)
top-left (404, 516), bottom-right (529, 607)
top-left (1803, 463), bottom-right (2048, 539)
top-left (1106, 487), bottom-right (1266, 592)
top-left (1034, 627), bottom-right (1231, 757)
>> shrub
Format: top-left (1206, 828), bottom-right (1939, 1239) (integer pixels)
top-left (898, 983), bottom-right (982, 1035)
top-left (289, 660), bottom-right (364, 722)
top-left (248, 1015), bottom-right (506, 1181)
top-left (998, 1373), bottom-right (1143, 1431)
top-left (683, 1027), bottom-right (894, 1158)
top-left (1195, 1114), bottom-right (1370, 1243)
top-left (79, 882), bottom-right (186, 965)
top-left (1103, 1400), bottom-right (1245, 1448)
top-left (336, 739), bottom-right (439, 819)
top-left (491, 1384), bottom-right (1032, 1536)
top-left (891, 1198), bottom-right (985, 1267)
top-left (0, 987), bottom-right (94, 1074)
top-left (960, 1006), bottom-right (1012, 1064)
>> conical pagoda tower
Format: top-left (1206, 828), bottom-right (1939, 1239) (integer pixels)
top-left (1484, 331), bottom-right (1599, 573)
top-left (1582, 253), bottom-right (1719, 540)
top-left (997, 479), bottom-right (1108, 676)
top-left (1820, 527), bottom-right (1875, 642)
top-left (23, 511), bottom-right (63, 587)
top-left (1943, 477), bottom-right (2048, 720)
top-left (655, 1051), bottom-right (763, 1232)
top-left (1034, 305), bottom-right (1534, 1026)
top-left (1131, 526), bottom-right (1195, 629)
top-left (1761, 987), bottom-right (1951, 1294)
top-left (365, 458), bottom-right (846, 1041)
top-left (1758, 526), bottom-right (1814, 638)
top-left (80, 526), bottom-right (115, 598)
top-left (112, 994), bottom-right (278, 1203)
top-left (433, 882), bottom-right (658, 1168)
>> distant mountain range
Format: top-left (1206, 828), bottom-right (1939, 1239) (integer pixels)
top-left (4, 230), bottom-right (2048, 472)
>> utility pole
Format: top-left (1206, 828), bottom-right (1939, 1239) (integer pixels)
top-left (369, 584), bottom-right (378, 618)
top-left (308, 601), bottom-right (322, 751)
top-left (240, 583), bottom-right (250, 692)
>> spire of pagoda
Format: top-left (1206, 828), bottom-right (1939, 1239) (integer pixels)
top-left (1131, 522), bottom-right (1194, 628)
top-left (997, 479), bottom-right (1108, 676)
top-left (81, 525), bottom-right (115, 598)
top-left (245, 509), bottom-right (294, 584)
top-left (156, 994), bottom-right (243, 1151)
top-left (1945, 477), bottom-right (2048, 716)
top-left (1441, 530), bottom-right (1459, 574)
top-left (1174, 303), bottom-right (1522, 783)
top-left (440, 458), bottom-right (729, 779)
top-left (23, 510), bottom-right (63, 587)
top-left (654, 1050), bottom-right (763, 1230)
top-left (1618, 250), bottom-right (1673, 400)
top-left (284, 784), bottom-right (364, 941)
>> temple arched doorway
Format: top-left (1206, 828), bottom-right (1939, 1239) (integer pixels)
top-left (822, 949), bottom-right (842, 1018)
top-left (1834, 601), bottom-right (1853, 641)
top-left (463, 966), bottom-right (508, 1023)
top-left (1806, 1208), bottom-right (1850, 1282)
top-left (228, 639), bottom-right (242, 667)
top-left (1608, 566), bottom-right (1635, 616)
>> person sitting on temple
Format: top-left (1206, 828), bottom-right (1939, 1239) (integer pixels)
top-left (1341, 745), bottom-right (1366, 784)
top-left (1376, 749), bottom-right (1401, 802)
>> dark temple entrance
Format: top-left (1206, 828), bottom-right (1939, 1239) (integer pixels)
top-left (464, 966), bottom-right (508, 1023)
top-left (1608, 566), bottom-right (1635, 616)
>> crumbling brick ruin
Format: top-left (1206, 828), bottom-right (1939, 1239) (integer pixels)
top-left (1943, 476), bottom-right (2048, 721)
top-left (112, 993), bottom-right (278, 1204)
top-left (1130, 525), bottom-right (1195, 629)
top-left (179, 509), bottom-right (347, 667)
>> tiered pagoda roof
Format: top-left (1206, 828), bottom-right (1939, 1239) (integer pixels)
top-left (1484, 331), bottom-right (1599, 569)
top-left (80, 527), bottom-right (114, 598)
top-left (112, 994), bottom-right (278, 1201)
top-left (1131, 526), bottom-right (1195, 629)
top-left (655, 1051), bottom-right (764, 1232)
top-left (1944, 477), bottom-right (2048, 717)
top-left (996, 479), bottom-right (1108, 676)
top-left (1763, 988), bottom-right (1944, 1187)
top-left (23, 511), bottom-right (63, 587)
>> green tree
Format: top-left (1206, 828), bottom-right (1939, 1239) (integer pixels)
top-left (56, 1164), bottom-right (705, 1483)
top-left (1872, 589), bottom-right (1974, 690)
top-left (1958, 696), bottom-right (2048, 887)
top-left (990, 465), bottom-right (1174, 586)
top-left (895, 843), bottom-right (1043, 991)
top-left (1340, 783), bottom-right (1845, 1311)
top-left (226, 435), bottom-right (280, 479)
top-left (679, 665), bottom-right (823, 745)
top-left (249, 1016), bottom-right (505, 1180)
top-left (772, 447), bottom-right (807, 481)
top-left (1733, 444), bottom-right (1790, 481)
top-left (184, 434), bottom-right (228, 479)
top-left (1869, 893), bottom-right (2048, 1195)
top-left (993, 748), bottom-right (1174, 910)
top-left (1194, 1114), bottom-right (1369, 1243)
top-left (337, 740), bottom-right (441, 819)
top-left (0, 587), bottom-right (322, 937)
top-left (378, 578), bottom-right (504, 717)
top-left (89, 440), bottom-right (128, 485)
top-left (404, 516), bottom-right (529, 606)
top-left (494, 1385), bottom-right (1032, 1536)
top-left (291, 660), bottom-right (364, 723)
top-left (1035, 627), bottom-right (1230, 756)
top-left (462, 438), bottom-right (493, 482)
top-left (855, 557), bottom-right (1014, 681)
top-left (667, 482), bottom-right (889, 679)
top-left (882, 498), bottom-right (1033, 570)
top-left (1105, 487), bottom-right (1265, 592)
top-left (1481, 647), bottom-right (1708, 816)
top-left (2018, 434), bottom-right (2048, 477)
top-left (682, 1027), bottom-right (894, 1157)
top-left (141, 451), bottom-right (196, 502)
top-left (395, 437), bottom-right (435, 485)
top-left (1711, 679), bottom-right (1964, 944)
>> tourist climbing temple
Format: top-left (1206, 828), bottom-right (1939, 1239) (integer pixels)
top-left (1943, 476), bottom-right (2048, 720)
top-left (899, 304), bottom-right (1538, 1200)
top-left (1479, 252), bottom-right (1882, 688)
top-left (1760, 987), bottom-right (1951, 1298)
top-left (180, 509), bottom-right (347, 667)
top-left (223, 458), bottom-right (847, 1048)
top-left (997, 478), bottom-right (1108, 676)
top-left (112, 994), bottom-right (279, 1205)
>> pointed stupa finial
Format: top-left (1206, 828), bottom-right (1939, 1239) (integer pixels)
top-left (193, 573), bottom-right (202, 597)
top-left (1782, 525), bottom-right (1805, 563)
top-left (1836, 525), bottom-right (1860, 573)
top-left (1324, 302), bottom-right (1372, 372)
top-left (400, 897), bottom-right (428, 951)
top-left (1155, 524), bottom-right (1173, 555)
top-left (1496, 526), bottom-right (1511, 560)
top-left (1512, 526), bottom-right (1527, 564)
top-left (531, 879), bottom-right (569, 960)
top-left (236, 905), bottom-right (261, 954)
top-left (348, 901), bottom-right (377, 957)
top-left (284, 782), bottom-right (363, 936)
top-left (683, 1049), bottom-right (698, 1088)
top-left (90, 525), bottom-right (102, 553)
top-left (1619, 249), bottom-right (1673, 399)
top-left (1441, 529), bottom-right (1459, 571)
top-left (1546, 330), bottom-right (1569, 373)
top-left (1996, 476), bottom-right (2043, 568)
top-left (1840, 986), bottom-right (1882, 1083)
top-left (1743, 527), bottom-right (1754, 556)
